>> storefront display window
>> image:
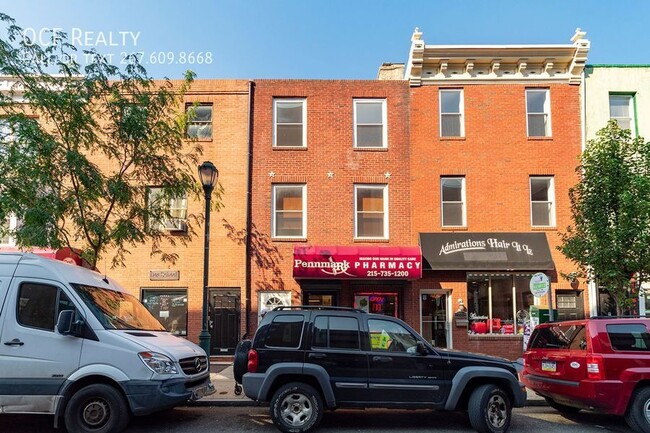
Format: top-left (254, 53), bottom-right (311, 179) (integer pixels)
top-left (467, 274), bottom-right (534, 335)
top-left (354, 293), bottom-right (397, 317)
top-left (141, 289), bottom-right (188, 336)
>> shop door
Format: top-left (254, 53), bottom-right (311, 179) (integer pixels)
top-left (210, 289), bottom-right (240, 355)
top-left (421, 292), bottom-right (449, 348)
top-left (556, 291), bottom-right (585, 321)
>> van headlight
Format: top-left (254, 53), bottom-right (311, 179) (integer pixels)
top-left (139, 352), bottom-right (178, 374)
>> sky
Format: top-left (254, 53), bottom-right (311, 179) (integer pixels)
top-left (1, 1), bottom-right (649, 80)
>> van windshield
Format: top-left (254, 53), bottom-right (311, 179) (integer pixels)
top-left (72, 284), bottom-right (165, 331)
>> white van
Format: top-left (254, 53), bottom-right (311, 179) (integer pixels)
top-left (0, 253), bottom-right (214, 433)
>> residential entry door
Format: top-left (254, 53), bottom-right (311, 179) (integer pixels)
top-left (209, 288), bottom-right (240, 355)
top-left (420, 291), bottom-right (450, 348)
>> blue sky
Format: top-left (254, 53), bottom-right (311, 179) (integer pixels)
top-left (2, 1), bottom-right (649, 79)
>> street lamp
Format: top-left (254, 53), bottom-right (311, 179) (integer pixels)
top-left (198, 161), bottom-right (218, 357)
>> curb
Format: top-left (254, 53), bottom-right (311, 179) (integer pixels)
top-left (187, 399), bottom-right (548, 408)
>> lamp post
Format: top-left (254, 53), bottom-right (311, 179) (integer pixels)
top-left (198, 161), bottom-right (218, 357)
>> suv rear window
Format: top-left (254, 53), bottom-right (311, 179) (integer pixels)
top-left (265, 314), bottom-right (304, 348)
top-left (607, 324), bottom-right (650, 351)
top-left (529, 324), bottom-right (586, 350)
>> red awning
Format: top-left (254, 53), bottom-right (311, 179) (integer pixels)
top-left (293, 245), bottom-right (422, 280)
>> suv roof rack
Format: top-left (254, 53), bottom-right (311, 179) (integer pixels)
top-left (272, 305), bottom-right (367, 313)
top-left (590, 315), bottom-right (650, 319)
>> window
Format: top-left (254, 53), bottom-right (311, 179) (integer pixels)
top-left (530, 176), bottom-right (555, 227)
top-left (354, 185), bottom-right (388, 239)
top-left (312, 315), bottom-right (360, 350)
top-left (147, 187), bottom-right (188, 231)
top-left (526, 89), bottom-right (551, 137)
top-left (1, 214), bottom-right (20, 246)
top-left (142, 289), bottom-right (188, 336)
top-left (607, 324), bottom-right (650, 351)
top-left (354, 99), bottom-right (387, 148)
top-left (467, 273), bottom-right (535, 335)
top-left (440, 89), bottom-right (464, 137)
top-left (441, 177), bottom-right (465, 227)
top-left (264, 314), bottom-right (304, 348)
top-left (609, 94), bottom-right (636, 136)
top-left (272, 184), bottom-right (306, 238)
top-left (354, 293), bottom-right (398, 317)
top-left (529, 325), bottom-right (586, 350)
top-left (368, 318), bottom-right (418, 352)
top-left (186, 104), bottom-right (212, 139)
top-left (274, 99), bottom-right (306, 147)
top-left (17, 283), bottom-right (75, 331)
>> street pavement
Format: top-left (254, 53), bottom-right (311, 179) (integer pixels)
top-left (202, 362), bottom-right (548, 407)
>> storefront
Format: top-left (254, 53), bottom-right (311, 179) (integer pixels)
top-left (418, 232), bottom-right (555, 358)
top-left (292, 245), bottom-right (422, 320)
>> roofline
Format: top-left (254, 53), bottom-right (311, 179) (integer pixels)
top-left (587, 64), bottom-right (650, 68)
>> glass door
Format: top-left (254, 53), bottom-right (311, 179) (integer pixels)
top-left (420, 292), bottom-right (449, 348)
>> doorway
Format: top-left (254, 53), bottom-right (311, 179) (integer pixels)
top-left (209, 288), bottom-right (240, 355)
top-left (556, 290), bottom-right (585, 321)
top-left (420, 291), bottom-right (451, 348)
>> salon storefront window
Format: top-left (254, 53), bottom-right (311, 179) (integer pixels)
top-left (467, 273), bottom-right (535, 335)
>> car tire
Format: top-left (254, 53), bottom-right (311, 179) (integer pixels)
top-left (626, 387), bottom-right (650, 433)
top-left (270, 382), bottom-right (324, 433)
top-left (468, 384), bottom-right (512, 433)
top-left (545, 397), bottom-right (581, 414)
top-left (233, 339), bottom-right (252, 384)
top-left (64, 384), bottom-right (130, 433)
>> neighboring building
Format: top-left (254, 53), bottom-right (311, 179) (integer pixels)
top-left (582, 65), bottom-right (650, 317)
top-left (405, 28), bottom-right (589, 359)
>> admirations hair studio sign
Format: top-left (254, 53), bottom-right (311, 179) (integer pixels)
top-left (293, 245), bottom-right (422, 279)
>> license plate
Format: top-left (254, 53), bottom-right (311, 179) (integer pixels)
top-left (191, 383), bottom-right (216, 400)
top-left (541, 360), bottom-right (556, 372)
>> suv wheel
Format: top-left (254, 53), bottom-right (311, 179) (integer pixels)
top-left (545, 397), bottom-right (581, 414)
top-left (468, 384), bottom-right (512, 433)
top-left (270, 382), bottom-right (324, 433)
top-left (626, 387), bottom-right (650, 433)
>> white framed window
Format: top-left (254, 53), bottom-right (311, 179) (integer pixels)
top-left (272, 184), bottom-right (306, 238)
top-left (530, 176), bottom-right (555, 227)
top-left (354, 184), bottom-right (388, 239)
top-left (274, 99), bottom-right (306, 147)
top-left (186, 104), bottom-right (213, 139)
top-left (441, 177), bottom-right (466, 227)
top-left (147, 187), bottom-right (188, 231)
top-left (440, 89), bottom-right (464, 137)
top-left (353, 99), bottom-right (387, 148)
top-left (259, 291), bottom-right (292, 322)
top-left (526, 89), bottom-right (551, 137)
top-left (1, 214), bottom-right (20, 246)
top-left (609, 94), bottom-right (636, 136)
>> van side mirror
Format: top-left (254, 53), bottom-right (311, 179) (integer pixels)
top-left (57, 310), bottom-right (83, 336)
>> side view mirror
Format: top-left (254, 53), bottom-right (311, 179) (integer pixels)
top-left (416, 341), bottom-right (428, 355)
top-left (56, 310), bottom-right (84, 336)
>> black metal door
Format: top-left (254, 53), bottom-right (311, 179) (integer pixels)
top-left (556, 290), bottom-right (585, 321)
top-left (209, 289), bottom-right (240, 355)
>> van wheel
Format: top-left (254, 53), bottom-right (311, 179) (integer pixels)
top-left (270, 382), bottom-right (324, 433)
top-left (468, 384), bottom-right (512, 433)
top-left (64, 384), bottom-right (130, 433)
top-left (545, 397), bottom-right (581, 414)
top-left (626, 387), bottom-right (650, 433)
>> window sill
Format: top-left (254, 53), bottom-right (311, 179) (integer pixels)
top-left (353, 238), bottom-right (390, 243)
top-left (272, 237), bottom-right (307, 242)
top-left (441, 226), bottom-right (468, 231)
top-left (185, 137), bottom-right (213, 142)
top-left (353, 147), bottom-right (388, 151)
top-left (468, 334), bottom-right (523, 340)
top-left (440, 137), bottom-right (466, 141)
top-left (531, 226), bottom-right (557, 231)
top-left (273, 146), bottom-right (308, 151)
top-left (527, 136), bottom-right (553, 141)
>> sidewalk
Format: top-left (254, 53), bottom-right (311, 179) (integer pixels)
top-left (190, 363), bottom-right (547, 407)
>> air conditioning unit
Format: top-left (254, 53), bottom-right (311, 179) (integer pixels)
top-left (162, 219), bottom-right (187, 232)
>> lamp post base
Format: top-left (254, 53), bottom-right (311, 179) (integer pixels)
top-left (198, 330), bottom-right (211, 358)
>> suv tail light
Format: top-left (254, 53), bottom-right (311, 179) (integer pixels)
top-left (247, 349), bottom-right (258, 373)
top-left (586, 354), bottom-right (604, 380)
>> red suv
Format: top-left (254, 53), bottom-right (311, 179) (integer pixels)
top-left (522, 317), bottom-right (650, 433)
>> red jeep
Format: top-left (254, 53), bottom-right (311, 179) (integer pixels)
top-left (522, 317), bottom-right (650, 433)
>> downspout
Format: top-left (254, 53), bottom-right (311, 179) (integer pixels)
top-left (244, 80), bottom-right (255, 338)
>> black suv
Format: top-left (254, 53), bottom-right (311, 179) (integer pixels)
top-left (234, 306), bottom-right (526, 433)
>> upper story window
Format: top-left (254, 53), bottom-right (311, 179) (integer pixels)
top-left (274, 99), bottom-right (306, 147)
top-left (354, 99), bottom-right (387, 148)
top-left (186, 104), bottom-right (213, 139)
top-left (147, 187), bottom-right (188, 232)
top-left (530, 176), bottom-right (555, 227)
top-left (1, 214), bottom-right (20, 246)
top-left (441, 177), bottom-right (466, 227)
top-left (272, 184), bottom-right (306, 238)
top-left (354, 184), bottom-right (388, 239)
top-left (609, 94), bottom-right (636, 136)
top-left (440, 89), bottom-right (464, 137)
top-left (526, 89), bottom-right (551, 137)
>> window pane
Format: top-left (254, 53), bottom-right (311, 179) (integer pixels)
top-left (265, 315), bottom-right (304, 348)
top-left (441, 114), bottom-right (461, 137)
top-left (442, 203), bottom-right (463, 226)
top-left (276, 212), bottom-right (303, 236)
top-left (277, 101), bottom-right (303, 123)
top-left (609, 96), bottom-right (630, 118)
top-left (530, 179), bottom-right (549, 201)
top-left (468, 276), bottom-right (489, 333)
top-left (527, 91), bottom-right (547, 113)
top-left (356, 125), bottom-right (383, 147)
top-left (356, 102), bottom-right (383, 124)
top-left (528, 114), bottom-right (547, 136)
top-left (530, 325), bottom-right (586, 349)
top-left (441, 91), bottom-right (461, 113)
top-left (313, 316), bottom-right (328, 348)
top-left (442, 178), bottom-right (463, 201)
top-left (491, 276), bottom-right (513, 333)
top-left (607, 324), bottom-right (650, 351)
top-left (193, 106), bottom-right (212, 122)
top-left (18, 283), bottom-right (58, 330)
top-left (357, 188), bottom-right (384, 211)
top-left (515, 275), bottom-right (534, 333)
top-left (275, 187), bottom-right (303, 211)
top-left (142, 290), bottom-right (188, 336)
top-left (357, 213), bottom-right (384, 237)
top-left (532, 202), bottom-right (551, 226)
top-left (329, 317), bottom-right (360, 349)
top-left (614, 118), bottom-right (631, 130)
top-left (368, 319), bottom-right (417, 352)
top-left (276, 124), bottom-right (303, 147)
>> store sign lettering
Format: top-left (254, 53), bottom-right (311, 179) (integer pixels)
top-left (439, 238), bottom-right (534, 256)
top-left (293, 255), bottom-right (422, 279)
